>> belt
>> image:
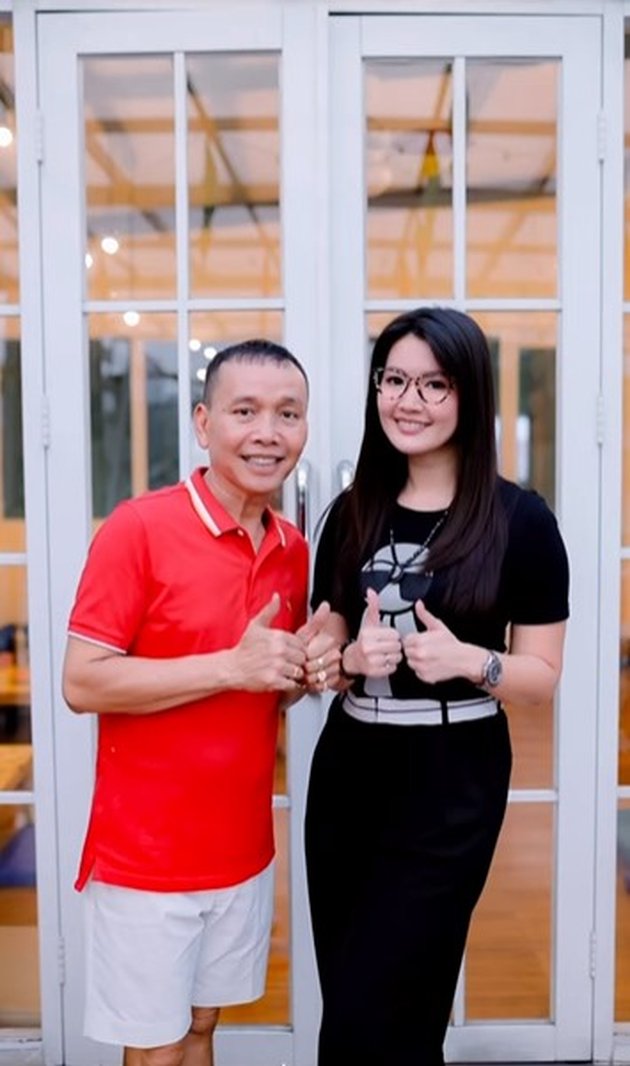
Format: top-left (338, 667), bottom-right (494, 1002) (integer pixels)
top-left (341, 692), bottom-right (499, 726)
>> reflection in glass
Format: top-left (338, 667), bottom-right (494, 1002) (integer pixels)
top-left (467, 60), bottom-right (558, 298)
top-left (221, 806), bottom-right (289, 1025)
top-left (0, 317), bottom-right (24, 540)
top-left (189, 310), bottom-right (283, 406)
top-left (466, 803), bottom-right (552, 1020)
top-left (619, 562), bottom-right (630, 788)
top-left (365, 60), bottom-right (453, 299)
top-left (0, 808), bottom-right (39, 1026)
top-left (0, 17), bottom-right (18, 305)
top-left (89, 314), bottom-right (178, 518)
top-left (83, 57), bottom-right (176, 301)
top-left (473, 312), bottom-right (557, 506)
top-left (187, 54), bottom-right (281, 298)
top-left (0, 566), bottom-right (30, 750)
top-left (624, 26), bottom-right (630, 303)
top-left (622, 317), bottom-right (630, 543)
top-left (616, 799), bottom-right (630, 1019)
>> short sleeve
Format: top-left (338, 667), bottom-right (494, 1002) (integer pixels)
top-left (67, 501), bottom-right (151, 651)
top-left (503, 490), bottom-right (570, 625)
top-left (311, 497), bottom-right (344, 612)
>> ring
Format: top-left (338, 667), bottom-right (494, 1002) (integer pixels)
top-left (293, 665), bottom-right (302, 681)
top-left (316, 657), bottom-right (324, 671)
top-left (317, 669), bottom-right (327, 684)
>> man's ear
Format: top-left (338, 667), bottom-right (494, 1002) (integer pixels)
top-left (192, 402), bottom-right (211, 449)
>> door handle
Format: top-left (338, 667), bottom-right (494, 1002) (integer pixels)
top-left (336, 459), bottom-right (354, 492)
top-left (296, 460), bottom-right (311, 540)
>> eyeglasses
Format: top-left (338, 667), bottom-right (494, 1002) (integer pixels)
top-left (373, 366), bottom-right (454, 406)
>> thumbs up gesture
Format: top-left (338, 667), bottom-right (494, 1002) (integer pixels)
top-left (296, 601), bottom-right (342, 693)
top-left (402, 599), bottom-right (460, 684)
top-left (345, 587), bottom-right (403, 679)
top-left (231, 593), bottom-right (307, 692)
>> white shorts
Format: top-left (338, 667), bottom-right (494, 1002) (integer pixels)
top-left (82, 862), bottom-right (274, 1048)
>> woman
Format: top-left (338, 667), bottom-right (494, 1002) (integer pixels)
top-left (305, 307), bottom-right (569, 1066)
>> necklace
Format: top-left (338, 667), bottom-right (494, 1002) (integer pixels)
top-left (387, 510), bottom-right (448, 583)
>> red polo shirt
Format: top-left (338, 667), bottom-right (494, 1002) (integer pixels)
top-left (68, 468), bottom-right (308, 892)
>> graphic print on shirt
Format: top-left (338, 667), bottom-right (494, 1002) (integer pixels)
top-left (359, 541), bottom-right (434, 698)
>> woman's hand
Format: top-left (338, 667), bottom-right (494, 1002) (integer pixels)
top-left (402, 599), bottom-right (464, 684)
top-left (342, 588), bottom-right (403, 679)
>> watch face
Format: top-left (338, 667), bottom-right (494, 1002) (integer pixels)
top-left (485, 653), bottom-right (502, 687)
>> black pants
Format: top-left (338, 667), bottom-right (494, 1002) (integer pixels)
top-left (304, 698), bottom-right (512, 1066)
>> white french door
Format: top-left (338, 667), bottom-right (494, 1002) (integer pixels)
top-left (37, 7), bottom-right (324, 1066)
top-left (328, 12), bottom-right (602, 1063)
top-left (32, 4), bottom-right (603, 1065)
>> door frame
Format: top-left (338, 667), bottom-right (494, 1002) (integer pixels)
top-left (329, 12), bottom-right (603, 1061)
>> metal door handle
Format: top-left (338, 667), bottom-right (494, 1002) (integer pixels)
top-left (296, 460), bottom-right (311, 540)
top-left (336, 459), bottom-right (354, 492)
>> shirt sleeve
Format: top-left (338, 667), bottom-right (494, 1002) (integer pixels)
top-left (67, 501), bottom-right (151, 652)
top-left (503, 490), bottom-right (570, 625)
top-left (310, 497), bottom-right (344, 612)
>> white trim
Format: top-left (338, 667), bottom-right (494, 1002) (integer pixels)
top-left (597, 2), bottom-right (626, 1063)
top-left (13, 2), bottom-right (65, 1062)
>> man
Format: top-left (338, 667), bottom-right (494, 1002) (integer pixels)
top-left (62, 339), bottom-right (335, 1066)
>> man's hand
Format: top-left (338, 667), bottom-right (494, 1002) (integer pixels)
top-left (402, 599), bottom-right (461, 684)
top-left (231, 594), bottom-right (307, 692)
top-left (343, 588), bottom-right (403, 678)
top-left (297, 602), bottom-right (342, 692)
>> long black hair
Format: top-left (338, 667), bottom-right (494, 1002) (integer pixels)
top-left (331, 307), bottom-right (508, 616)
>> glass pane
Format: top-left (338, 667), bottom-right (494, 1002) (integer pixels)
top-left (622, 316), bottom-right (630, 543)
top-left (0, 17), bottom-right (18, 305)
top-left (0, 567), bottom-right (30, 750)
top-left (624, 25), bottom-right (630, 303)
top-left (365, 59), bottom-right (453, 299)
top-left (467, 60), bottom-right (558, 299)
top-left (89, 313), bottom-right (178, 520)
top-left (0, 317), bottom-right (24, 545)
top-left (187, 54), bottom-right (281, 298)
top-left (620, 560), bottom-right (630, 787)
top-left (473, 311), bottom-right (557, 506)
top-left (616, 798), bottom-right (630, 1020)
top-left (220, 806), bottom-right (288, 1025)
top-left (0, 811), bottom-right (39, 1026)
top-left (466, 803), bottom-right (552, 1020)
top-left (83, 57), bottom-right (176, 301)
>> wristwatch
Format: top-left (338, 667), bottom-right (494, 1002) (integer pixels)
top-left (481, 650), bottom-right (503, 689)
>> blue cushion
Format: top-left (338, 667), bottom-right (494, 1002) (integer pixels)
top-left (0, 823), bottom-right (36, 887)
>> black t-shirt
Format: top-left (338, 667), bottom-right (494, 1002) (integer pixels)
top-left (311, 477), bottom-right (570, 702)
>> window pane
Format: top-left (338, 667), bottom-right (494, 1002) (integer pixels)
top-left (466, 803), bottom-right (553, 1020)
top-left (622, 316), bottom-right (630, 543)
top-left (83, 57), bottom-right (176, 301)
top-left (89, 313), bottom-right (178, 519)
top-left (0, 317), bottom-right (24, 542)
top-left (365, 59), bottom-right (453, 299)
top-left (0, 810), bottom-right (39, 1026)
top-left (0, 567), bottom-right (30, 750)
top-left (467, 60), bottom-right (558, 299)
top-left (616, 798), bottom-right (630, 1020)
top-left (624, 25), bottom-right (630, 303)
top-left (620, 561), bottom-right (630, 787)
top-left (187, 54), bottom-right (281, 298)
top-left (0, 17), bottom-right (18, 305)
top-left (472, 311), bottom-right (557, 506)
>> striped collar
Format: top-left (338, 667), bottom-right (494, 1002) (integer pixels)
top-left (184, 467), bottom-right (286, 547)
